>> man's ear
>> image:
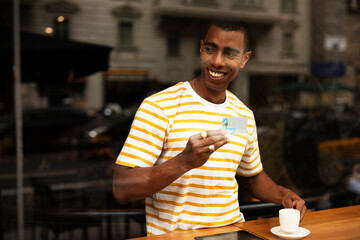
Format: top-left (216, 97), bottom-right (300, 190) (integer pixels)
top-left (240, 51), bottom-right (252, 68)
top-left (199, 40), bottom-right (204, 53)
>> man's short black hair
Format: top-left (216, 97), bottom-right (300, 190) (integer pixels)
top-left (207, 20), bottom-right (251, 51)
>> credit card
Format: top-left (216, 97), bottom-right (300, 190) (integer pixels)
top-left (221, 117), bottom-right (248, 134)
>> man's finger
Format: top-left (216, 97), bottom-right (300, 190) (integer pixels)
top-left (295, 201), bottom-right (307, 222)
top-left (282, 197), bottom-right (293, 208)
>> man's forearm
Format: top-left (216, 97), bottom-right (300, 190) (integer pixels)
top-left (113, 154), bottom-right (191, 204)
top-left (240, 171), bottom-right (289, 204)
top-left (113, 129), bottom-right (229, 204)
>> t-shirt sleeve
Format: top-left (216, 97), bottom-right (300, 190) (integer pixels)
top-left (237, 121), bottom-right (263, 176)
top-left (115, 98), bottom-right (168, 168)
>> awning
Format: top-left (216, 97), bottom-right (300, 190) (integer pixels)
top-left (104, 68), bottom-right (149, 82)
top-left (311, 62), bottom-right (346, 77)
top-left (0, 26), bottom-right (112, 82)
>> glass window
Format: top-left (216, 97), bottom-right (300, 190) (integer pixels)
top-left (54, 16), bottom-right (69, 39)
top-left (281, 0), bottom-right (297, 13)
top-left (3, 1), bottom-right (360, 239)
top-left (283, 32), bottom-right (294, 56)
top-left (118, 22), bottom-right (133, 46)
top-left (167, 31), bottom-right (180, 56)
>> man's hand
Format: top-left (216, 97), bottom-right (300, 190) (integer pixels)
top-left (239, 171), bottom-right (307, 221)
top-left (179, 129), bottom-right (229, 170)
top-left (281, 189), bottom-right (307, 221)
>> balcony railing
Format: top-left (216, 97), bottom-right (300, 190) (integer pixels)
top-left (232, 0), bottom-right (264, 8)
top-left (183, 0), bottom-right (218, 5)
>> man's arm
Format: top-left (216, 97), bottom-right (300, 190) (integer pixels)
top-left (113, 155), bottom-right (191, 204)
top-left (238, 171), bottom-right (307, 220)
top-left (113, 129), bottom-right (229, 204)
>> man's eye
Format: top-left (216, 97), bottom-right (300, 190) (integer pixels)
top-left (205, 47), bottom-right (214, 52)
top-left (225, 52), bottom-right (236, 57)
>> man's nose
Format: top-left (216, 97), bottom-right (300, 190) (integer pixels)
top-left (212, 52), bottom-right (225, 67)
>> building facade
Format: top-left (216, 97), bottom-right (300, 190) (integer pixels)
top-left (310, 0), bottom-right (358, 109)
top-left (18, 0), bottom-right (311, 110)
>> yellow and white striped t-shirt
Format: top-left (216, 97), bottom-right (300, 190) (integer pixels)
top-left (116, 81), bottom-right (263, 235)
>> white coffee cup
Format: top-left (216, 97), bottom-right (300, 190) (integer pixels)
top-left (279, 208), bottom-right (300, 233)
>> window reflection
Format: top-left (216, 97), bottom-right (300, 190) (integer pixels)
top-left (1, 0), bottom-right (359, 239)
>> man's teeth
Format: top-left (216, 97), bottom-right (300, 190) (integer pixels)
top-left (209, 70), bottom-right (224, 77)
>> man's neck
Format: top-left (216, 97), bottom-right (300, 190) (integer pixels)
top-left (189, 79), bottom-right (226, 104)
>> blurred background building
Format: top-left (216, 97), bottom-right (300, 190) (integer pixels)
top-left (1, 0), bottom-right (313, 111)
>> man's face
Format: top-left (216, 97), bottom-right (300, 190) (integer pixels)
top-left (199, 25), bottom-right (251, 92)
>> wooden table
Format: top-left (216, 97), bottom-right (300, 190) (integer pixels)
top-left (128, 205), bottom-right (360, 240)
top-left (235, 205), bottom-right (360, 239)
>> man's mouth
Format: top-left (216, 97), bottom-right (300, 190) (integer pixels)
top-left (208, 69), bottom-right (226, 78)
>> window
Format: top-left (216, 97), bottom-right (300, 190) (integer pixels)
top-left (282, 32), bottom-right (295, 57)
top-left (54, 16), bottom-right (69, 39)
top-left (281, 0), bottom-right (297, 13)
top-left (112, 6), bottom-right (141, 50)
top-left (167, 31), bottom-right (180, 56)
top-left (118, 22), bottom-right (133, 46)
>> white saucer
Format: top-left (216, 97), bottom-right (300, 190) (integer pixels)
top-left (270, 226), bottom-right (310, 240)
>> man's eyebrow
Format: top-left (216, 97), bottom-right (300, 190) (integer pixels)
top-left (224, 46), bottom-right (240, 54)
top-left (203, 41), bottom-right (218, 48)
top-left (203, 41), bottom-right (241, 54)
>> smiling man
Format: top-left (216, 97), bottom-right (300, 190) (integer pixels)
top-left (113, 21), bottom-right (306, 236)
top-left (190, 22), bottom-right (251, 104)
